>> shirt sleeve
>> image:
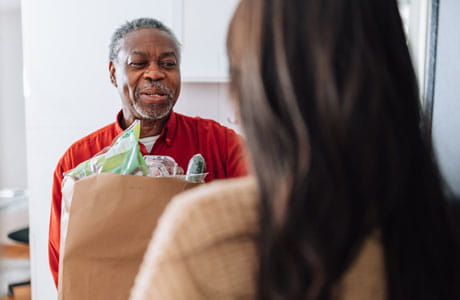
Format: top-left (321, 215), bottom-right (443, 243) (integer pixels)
top-left (225, 129), bottom-right (250, 178)
top-left (49, 155), bottom-right (68, 287)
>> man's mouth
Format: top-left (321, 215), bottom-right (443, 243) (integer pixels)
top-left (138, 88), bottom-right (170, 103)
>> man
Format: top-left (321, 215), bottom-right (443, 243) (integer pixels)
top-left (49, 18), bottom-right (248, 287)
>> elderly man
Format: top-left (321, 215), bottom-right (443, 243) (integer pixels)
top-left (49, 18), bottom-right (248, 286)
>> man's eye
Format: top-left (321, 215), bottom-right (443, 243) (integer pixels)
top-left (160, 61), bottom-right (177, 68)
top-left (129, 62), bottom-right (146, 67)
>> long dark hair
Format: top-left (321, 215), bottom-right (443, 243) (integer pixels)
top-left (227, 0), bottom-right (460, 299)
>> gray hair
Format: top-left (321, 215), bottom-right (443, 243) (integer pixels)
top-left (109, 18), bottom-right (181, 62)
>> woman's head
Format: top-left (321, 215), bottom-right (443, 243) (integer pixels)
top-left (227, 0), bottom-right (421, 200)
top-left (228, 0), bottom-right (458, 299)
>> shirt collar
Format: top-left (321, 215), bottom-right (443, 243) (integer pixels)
top-left (115, 110), bottom-right (177, 146)
top-left (115, 110), bottom-right (125, 134)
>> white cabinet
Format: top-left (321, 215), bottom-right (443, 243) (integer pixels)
top-left (149, 0), bottom-right (181, 33)
top-left (175, 83), bottom-right (241, 134)
top-left (173, 0), bottom-right (240, 82)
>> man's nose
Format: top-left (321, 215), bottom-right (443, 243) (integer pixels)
top-left (144, 64), bottom-right (165, 81)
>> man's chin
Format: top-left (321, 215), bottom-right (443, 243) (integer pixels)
top-left (132, 101), bottom-right (172, 119)
top-left (135, 108), bottom-right (172, 121)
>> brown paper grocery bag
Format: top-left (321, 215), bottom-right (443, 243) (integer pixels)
top-left (58, 173), bottom-right (200, 300)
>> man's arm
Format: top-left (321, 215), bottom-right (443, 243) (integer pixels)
top-left (49, 160), bottom-right (65, 287)
top-left (225, 129), bottom-right (250, 177)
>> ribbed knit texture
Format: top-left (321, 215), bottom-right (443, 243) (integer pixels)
top-left (130, 176), bottom-right (385, 300)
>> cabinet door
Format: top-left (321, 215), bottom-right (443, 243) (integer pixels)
top-left (149, 0), bottom-right (178, 31)
top-left (177, 0), bottom-right (240, 82)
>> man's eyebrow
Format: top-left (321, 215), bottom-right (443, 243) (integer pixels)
top-left (130, 51), bottom-right (148, 56)
top-left (128, 51), bottom-right (177, 59)
top-left (159, 52), bottom-right (177, 59)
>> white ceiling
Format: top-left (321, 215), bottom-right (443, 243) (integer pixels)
top-left (0, 0), bottom-right (20, 11)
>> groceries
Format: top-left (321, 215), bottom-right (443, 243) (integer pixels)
top-left (58, 121), bottom-right (207, 299)
top-left (185, 154), bottom-right (207, 182)
top-left (64, 120), bottom-right (207, 183)
top-left (64, 120), bottom-right (149, 180)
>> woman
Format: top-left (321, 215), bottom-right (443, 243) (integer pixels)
top-left (130, 0), bottom-right (460, 299)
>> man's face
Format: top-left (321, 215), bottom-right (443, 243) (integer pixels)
top-left (109, 28), bottom-right (181, 122)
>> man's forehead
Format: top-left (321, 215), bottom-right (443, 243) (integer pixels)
top-left (121, 28), bottom-right (176, 49)
top-left (128, 50), bottom-right (177, 58)
top-left (114, 27), bottom-right (180, 62)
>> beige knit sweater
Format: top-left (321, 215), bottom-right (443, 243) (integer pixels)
top-left (130, 177), bottom-right (386, 300)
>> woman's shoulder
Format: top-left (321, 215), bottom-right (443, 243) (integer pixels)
top-left (175, 176), bottom-right (258, 206)
top-left (170, 175), bottom-right (258, 216)
top-left (154, 176), bottom-right (259, 257)
top-left (131, 176), bottom-right (260, 299)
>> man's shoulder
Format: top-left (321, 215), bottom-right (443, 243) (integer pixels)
top-left (58, 122), bottom-right (119, 169)
top-left (175, 112), bottom-right (237, 134)
top-left (69, 122), bottom-right (119, 150)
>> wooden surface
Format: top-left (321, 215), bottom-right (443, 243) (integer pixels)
top-left (0, 243), bottom-right (31, 300)
top-left (1, 285), bottom-right (31, 300)
top-left (0, 244), bottom-right (30, 259)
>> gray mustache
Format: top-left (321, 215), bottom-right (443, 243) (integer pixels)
top-left (136, 82), bottom-right (173, 99)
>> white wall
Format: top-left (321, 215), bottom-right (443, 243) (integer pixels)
top-left (20, 0), bottom-right (238, 299)
top-left (432, 0), bottom-right (460, 197)
top-left (0, 5), bottom-right (30, 298)
top-left (0, 8), bottom-right (27, 190)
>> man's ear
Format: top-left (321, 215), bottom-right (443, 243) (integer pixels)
top-left (109, 61), bottom-right (118, 87)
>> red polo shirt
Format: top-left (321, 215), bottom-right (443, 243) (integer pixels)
top-left (49, 111), bottom-right (248, 286)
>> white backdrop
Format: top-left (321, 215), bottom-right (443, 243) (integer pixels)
top-left (0, 9), bottom-right (27, 190)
